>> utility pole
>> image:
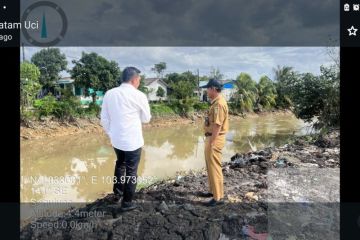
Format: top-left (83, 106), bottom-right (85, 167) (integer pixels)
top-left (197, 68), bottom-right (200, 90)
top-left (197, 69), bottom-right (200, 100)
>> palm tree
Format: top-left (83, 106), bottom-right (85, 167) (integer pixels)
top-left (232, 73), bottom-right (258, 113)
top-left (273, 65), bottom-right (293, 83)
top-left (273, 66), bottom-right (294, 109)
top-left (256, 76), bottom-right (277, 110)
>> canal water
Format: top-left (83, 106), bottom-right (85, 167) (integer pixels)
top-left (21, 113), bottom-right (311, 203)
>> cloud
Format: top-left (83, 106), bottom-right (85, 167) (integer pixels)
top-left (22, 47), bottom-right (337, 81)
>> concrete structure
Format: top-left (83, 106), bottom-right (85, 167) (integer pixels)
top-left (57, 77), bottom-right (104, 105)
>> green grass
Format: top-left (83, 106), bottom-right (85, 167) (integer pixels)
top-left (150, 103), bottom-right (176, 117)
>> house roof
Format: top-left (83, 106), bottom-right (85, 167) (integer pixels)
top-left (144, 78), bottom-right (169, 87)
top-left (58, 77), bottom-right (74, 84)
top-left (199, 79), bottom-right (236, 88)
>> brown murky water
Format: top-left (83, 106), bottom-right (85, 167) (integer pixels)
top-left (21, 113), bottom-right (311, 203)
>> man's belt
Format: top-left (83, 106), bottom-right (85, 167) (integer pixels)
top-left (205, 132), bottom-right (225, 137)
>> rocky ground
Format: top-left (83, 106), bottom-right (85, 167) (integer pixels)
top-left (20, 131), bottom-right (339, 240)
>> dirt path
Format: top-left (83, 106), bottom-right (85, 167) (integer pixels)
top-left (20, 131), bottom-right (339, 240)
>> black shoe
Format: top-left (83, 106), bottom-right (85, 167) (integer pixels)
top-left (121, 201), bottom-right (137, 212)
top-left (205, 198), bottom-right (224, 207)
top-left (112, 189), bottom-right (124, 203)
top-left (114, 188), bottom-right (124, 197)
top-left (199, 192), bottom-right (214, 198)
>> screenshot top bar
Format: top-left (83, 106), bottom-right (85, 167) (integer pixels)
top-left (0, 0), bottom-right (343, 47)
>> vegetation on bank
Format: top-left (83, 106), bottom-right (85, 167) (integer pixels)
top-left (21, 48), bottom-right (339, 132)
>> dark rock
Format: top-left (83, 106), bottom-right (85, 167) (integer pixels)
top-left (156, 201), bottom-right (169, 212)
top-left (20, 131), bottom-right (340, 240)
top-left (203, 223), bottom-right (221, 240)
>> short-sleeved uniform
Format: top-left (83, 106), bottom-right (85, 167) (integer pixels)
top-left (204, 94), bottom-right (229, 200)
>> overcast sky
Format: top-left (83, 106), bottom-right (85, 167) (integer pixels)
top-left (22, 47), bottom-right (338, 81)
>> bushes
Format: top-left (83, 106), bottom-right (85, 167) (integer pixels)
top-left (33, 95), bottom-right (58, 117)
top-left (87, 102), bottom-right (101, 116)
top-left (150, 103), bottom-right (176, 117)
top-left (33, 95), bottom-right (85, 120)
top-left (286, 66), bottom-right (340, 130)
top-left (150, 99), bottom-right (207, 118)
top-left (167, 97), bottom-right (198, 117)
top-left (54, 97), bottom-right (83, 119)
top-left (193, 101), bottom-right (209, 111)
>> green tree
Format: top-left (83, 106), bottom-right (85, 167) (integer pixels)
top-left (318, 65), bottom-right (340, 129)
top-left (20, 61), bottom-right (41, 114)
top-left (164, 71), bottom-right (198, 115)
top-left (138, 75), bottom-right (148, 93)
top-left (273, 66), bottom-right (295, 109)
top-left (288, 66), bottom-right (339, 129)
top-left (170, 80), bottom-right (194, 100)
top-left (231, 73), bottom-right (258, 113)
top-left (31, 48), bottom-right (67, 90)
top-left (152, 62), bottom-right (167, 78)
top-left (70, 52), bottom-right (121, 104)
top-left (165, 71), bottom-right (197, 100)
top-left (165, 71), bottom-right (197, 88)
top-left (256, 76), bottom-right (277, 110)
top-left (156, 87), bottom-right (165, 98)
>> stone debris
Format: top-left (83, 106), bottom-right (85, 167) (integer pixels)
top-left (20, 131), bottom-right (340, 240)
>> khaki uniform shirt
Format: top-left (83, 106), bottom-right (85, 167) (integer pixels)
top-left (204, 94), bottom-right (229, 135)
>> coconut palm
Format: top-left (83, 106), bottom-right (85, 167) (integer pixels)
top-left (256, 76), bottom-right (277, 110)
top-left (232, 73), bottom-right (258, 113)
top-left (273, 66), bottom-right (294, 109)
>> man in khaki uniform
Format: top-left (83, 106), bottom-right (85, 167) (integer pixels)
top-left (200, 79), bottom-right (229, 206)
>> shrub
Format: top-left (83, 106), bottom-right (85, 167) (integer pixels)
top-left (150, 103), bottom-right (176, 117)
top-left (53, 97), bottom-right (83, 120)
top-left (33, 95), bottom-right (84, 120)
top-left (33, 95), bottom-right (58, 117)
top-left (169, 97), bottom-right (197, 117)
top-left (86, 102), bottom-right (101, 116)
top-left (193, 101), bottom-right (209, 111)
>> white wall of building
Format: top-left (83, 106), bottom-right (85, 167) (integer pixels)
top-left (146, 81), bottom-right (167, 101)
top-left (222, 88), bottom-right (237, 101)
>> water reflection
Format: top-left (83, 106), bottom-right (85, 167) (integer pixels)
top-left (21, 113), bottom-right (309, 203)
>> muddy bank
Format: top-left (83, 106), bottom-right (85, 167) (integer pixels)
top-left (20, 110), bottom-right (292, 141)
top-left (20, 116), bottom-right (196, 141)
top-left (20, 131), bottom-right (339, 240)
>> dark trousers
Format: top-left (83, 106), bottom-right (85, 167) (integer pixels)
top-left (113, 147), bottom-right (142, 202)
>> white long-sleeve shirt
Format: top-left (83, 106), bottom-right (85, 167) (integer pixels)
top-left (100, 83), bottom-right (151, 151)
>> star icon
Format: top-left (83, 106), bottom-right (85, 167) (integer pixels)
top-left (348, 26), bottom-right (358, 36)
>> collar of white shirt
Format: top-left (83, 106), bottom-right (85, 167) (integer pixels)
top-left (121, 83), bottom-right (136, 89)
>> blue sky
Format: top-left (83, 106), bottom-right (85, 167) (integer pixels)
top-left (22, 47), bottom-right (338, 81)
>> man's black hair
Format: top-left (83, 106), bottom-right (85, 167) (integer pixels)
top-left (122, 67), bottom-right (141, 83)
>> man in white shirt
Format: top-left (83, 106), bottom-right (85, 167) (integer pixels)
top-left (101, 66), bottom-right (151, 211)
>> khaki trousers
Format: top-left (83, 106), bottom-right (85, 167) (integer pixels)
top-left (204, 135), bottom-right (225, 200)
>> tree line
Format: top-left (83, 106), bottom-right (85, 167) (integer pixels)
top-left (21, 48), bottom-right (339, 130)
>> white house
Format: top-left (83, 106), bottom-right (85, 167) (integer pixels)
top-left (199, 80), bottom-right (237, 102)
top-left (144, 78), bottom-right (168, 101)
top-left (221, 80), bottom-right (238, 102)
top-left (57, 77), bottom-right (104, 105)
